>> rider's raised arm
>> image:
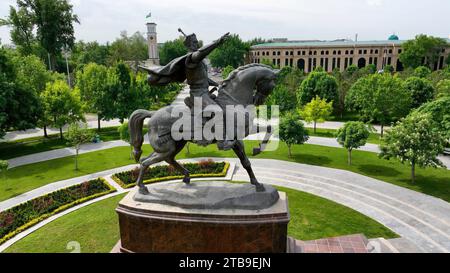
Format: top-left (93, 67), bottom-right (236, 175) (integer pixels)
top-left (190, 33), bottom-right (229, 63)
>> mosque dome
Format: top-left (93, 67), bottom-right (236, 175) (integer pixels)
top-left (388, 34), bottom-right (399, 40)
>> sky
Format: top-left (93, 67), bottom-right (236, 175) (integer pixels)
top-left (0, 0), bottom-right (449, 45)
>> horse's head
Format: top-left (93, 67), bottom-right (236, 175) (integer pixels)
top-left (253, 67), bottom-right (279, 105)
top-left (219, 64), bottom-right (279, 106)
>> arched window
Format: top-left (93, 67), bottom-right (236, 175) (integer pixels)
top-left (358, 57), bottom-right (366, 68)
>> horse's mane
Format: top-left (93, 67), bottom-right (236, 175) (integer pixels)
top-left (220, 63), bottom-right (272, 88)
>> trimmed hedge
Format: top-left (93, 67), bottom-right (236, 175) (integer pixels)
top-left (112, 160), bottom-right (230, 189)
top-left (0, 178), bottom-right (115, 246)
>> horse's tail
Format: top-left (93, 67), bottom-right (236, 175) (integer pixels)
top-left (129, 109), bottom-right (155, 162)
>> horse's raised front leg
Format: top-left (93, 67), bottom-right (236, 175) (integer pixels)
top-left (232, 140), bottom-right (265, 192)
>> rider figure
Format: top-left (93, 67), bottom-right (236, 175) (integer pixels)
top-left (144, 30), bottom-right (236, 150)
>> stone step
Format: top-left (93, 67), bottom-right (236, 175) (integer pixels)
top-left (287, 234), bottom-right (370, 253)
top-left (386, 237), bottom-right (425, 253)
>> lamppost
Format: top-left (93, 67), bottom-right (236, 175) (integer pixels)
top-left (63, 47), bottom-right (72, 87)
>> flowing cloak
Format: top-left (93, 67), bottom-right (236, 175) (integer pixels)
top-left (142, 53), bottom-right (191, 85)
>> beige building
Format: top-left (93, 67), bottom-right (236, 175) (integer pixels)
top-left (249, 35), bottom-right (450, 72)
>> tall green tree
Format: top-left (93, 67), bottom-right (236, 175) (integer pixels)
top-left (65, 122), bottom-right (94, 170)
top-left (0, 5), bottom-right (36, 55)
top-left (297, 70), bottom-right (338, 107)
top-left (41, 80), bottom-right (84, 139)
top-left (71, 41), bottom-right (110, 68)
top-left (159, 37), bottom-right (187, 66)
top-left (75, 63), bottom-right (109, 130)
top-left (104, 62), bottom-right (143, 123)
top-left (209, 34), bottom-right (248, 68)
top-left (402, 77), bottom-right (434, 108)
top-left (380, 113), bottom-right (445, 183)
top-left (300, 96), bottom-right (333, 133)
top-left (335, 121), bottom-right (370, 165)
top-left (399, 34), bottom-right (448, 69)
top-left (109, 31), bottom-right (148, 63)
top-left (15, 0), bottom-right (80, 71)
top-left (0, 48), bottom-right (42, 138)
top-left (266, 85), bottom-right (298, 115)
top-left (12, 54), bottom-right (54, 136)
top-left (414, 96), bottom-right (450, 141)
top-left (346, 74), bottom-right (411, 137)
top-left (279, 112), bottom-right (309, 158)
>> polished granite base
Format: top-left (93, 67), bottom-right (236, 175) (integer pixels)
top-left (115, 184), bottom-right (290, 253)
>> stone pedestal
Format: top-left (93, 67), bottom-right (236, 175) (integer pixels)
top-left (115, 182), bottom-right (290, 253)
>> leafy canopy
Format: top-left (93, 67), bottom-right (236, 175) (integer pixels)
top-left (300, 96), bottom-right (333, 124)
top-left (346, 73), bottom-right (411, 126)
top-left (297, 71), bottom-right (338, 107)
top-left (380, 112), bottom-right (445, 169)
top-left (335, 121), bottom-right (370, 151)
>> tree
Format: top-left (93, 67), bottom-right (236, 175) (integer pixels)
top-left (0, 48), bottom-right (42, 139)
top-left (118, 121), bottom-right (133, 159)
top-left (380, 113), bottom-right (445, 183)
top-left (402, 77), bottom-right (434, 108)
top-left (413, 66), bottom-right (432, 78)
top-left (12, 54), bottom-right (54, 136)
top-left (414, 96), bottom-right (450, 141)
top-left (75, 63), bottom-right (109, 130)
top-left (0, 5), bottom-right (36, 55)
top-left (15, 0), bottom-right (80, 71)
top-left (109, 31), bottom-right (148, 63)
top-left (399, 34), bottom-right (448, 69)
top-left (71, 41), bottom-right (110, 68)
top-left (297, 70), bottom-right (338, 107)
top-left (435, 79), bottom-right (450, 98)
top-left (346, 73), bottom-right (411, 137)
top-left (209, 34), bottom-right (248, 68)
top-left (159, 37), bottom-right (187, 66)
top-left (300, 96), bottom-right (333, 133)
top-left (266, 85), bottom-right (298, 115)
top-left (65, 123), bottom-right (94, 170)
top-left (335, 122), bottom-right (370, 165)
top-left (41, 80), bottom-right (84, 139)
top-left (105, 62), bottom-right (140, 123)
top-left (222, 65), bottom-right (234, 79)
top-left (279, 112), bottom-right (309, 158)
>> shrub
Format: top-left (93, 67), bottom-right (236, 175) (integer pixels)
top-left (112, 161), bottom-right (229, 188)
top-left (0, 178), bottom-right (115, 245)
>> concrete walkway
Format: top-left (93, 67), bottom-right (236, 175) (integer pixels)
top-left (1, 157), bottom-right (449, 253)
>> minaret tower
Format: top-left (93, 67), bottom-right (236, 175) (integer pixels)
top-left (146, 22), bottom-right (159, 66)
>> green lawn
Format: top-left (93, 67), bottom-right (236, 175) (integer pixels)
top-left (4, 185), bottom-right (397, 253)
top-left (2, 141), bottom-right (449, 202)
top-left (306, 128), bottom-right (382, 145)
top-left (0, 126), bottom-right (122, 160)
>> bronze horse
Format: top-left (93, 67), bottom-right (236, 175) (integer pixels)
top-left (129, 64), bottom-right (278, 194)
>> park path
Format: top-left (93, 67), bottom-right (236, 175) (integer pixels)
top-left (1, 157), bottom-right (449, 253)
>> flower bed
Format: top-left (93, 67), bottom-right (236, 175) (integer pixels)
top-left (0, 178), bottom-right (115, 245)
top-left (112, 160), bottom-right (230, 189)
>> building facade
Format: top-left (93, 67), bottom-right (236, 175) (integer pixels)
top-left (249, 36), bottom-right (450, 72)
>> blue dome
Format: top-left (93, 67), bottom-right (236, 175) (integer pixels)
top-left (388, 34), bottom-right (399, 40)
